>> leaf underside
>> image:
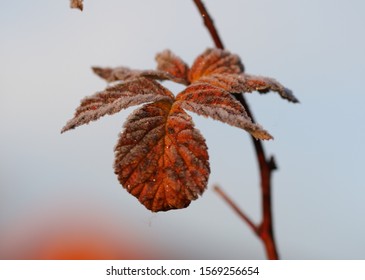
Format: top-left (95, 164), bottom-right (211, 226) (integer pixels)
top-left (240, 74), bottom-right (299, 103)
top-left (176, 83), bottom-right (273, 140)
top-left (196, 73), bottom-right (298, 103)
top-left (61, 78), bottom-right (173, 133)
top-left (114, 99), bottom-right (210, 212)
top-left (92, 66), bottom-right (188, 85)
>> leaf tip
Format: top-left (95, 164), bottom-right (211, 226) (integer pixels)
top-left (92, 66), bottom-right (112, 80)
top-left (251, 130), bottom-right (274, 141)
top-left (284, 88), bottom-right (300, 103)
top-left (60, 125), bottom-right (72, 134)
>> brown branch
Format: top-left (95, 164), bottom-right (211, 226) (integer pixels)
top-left (193, 0), bottom-right (279, 260)
top-left (192, 0), bottom-right (224, 49)
top-left (214, 186), bottom-right (258, 235)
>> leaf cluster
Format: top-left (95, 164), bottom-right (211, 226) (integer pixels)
top-left (62, 48), bottom-right (297, 211)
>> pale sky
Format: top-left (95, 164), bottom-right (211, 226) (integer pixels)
top-left (1, 0), bottom-right (365, 259)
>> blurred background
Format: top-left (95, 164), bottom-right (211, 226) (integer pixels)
top-left (1, 0), bottom-right (364, 259)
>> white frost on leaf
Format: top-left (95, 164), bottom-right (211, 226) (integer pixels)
top-left (62, 94), bottom-right (172, 133)
top-left (197, 73), bottom-right (298, 103)
top-left (92, 66), bottom-right (188, 85)
top-left (61, 78), bottom-right (174, 133)
top-left (243, 74), bottom-right (299, 103)
top-left (178, 101), bottom-right (272, 140)
top-left (175, 83), bottom-right (273, 140)
top-left (155, 50), bottom-right (190, 84)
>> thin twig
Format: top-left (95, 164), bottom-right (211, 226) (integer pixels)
top-left (192, 0), bottom-right (224, 49)
top-left (192, 0), bottom-right (279, 260)
top-left (214, 186), bottom-right (258, 235)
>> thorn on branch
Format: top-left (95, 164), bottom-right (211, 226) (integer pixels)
top-left (268, 155), bottom-right (278, 171)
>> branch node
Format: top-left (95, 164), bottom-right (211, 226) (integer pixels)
top-left (268, 155), bottom-right (278, 171)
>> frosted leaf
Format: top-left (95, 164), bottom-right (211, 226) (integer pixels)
top-left (241, 74), bottom-right (299, 103)
top-left (176, 83), bottom-right (272, 140)
top-left (196, 73), bottom-right (250, 93)
top-left (155, 50), bottom-right (190, 84)
top-left (61, 78), bottom-right (174, 133)
top-left (197, 73), bottom-right (298, 103)
top-left (92, 66), bottom-right (188, 85)
top-left (62, 47), bottom-right (298, 212)
top-left (70, 0), bottom-right (83, 11)
top-left (189, 48), bottom-right (244, 83)
top-left (114, 100), bottom-right (210, 212)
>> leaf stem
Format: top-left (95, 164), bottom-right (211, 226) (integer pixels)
top-left (192, 0), bottom-right (279, 260)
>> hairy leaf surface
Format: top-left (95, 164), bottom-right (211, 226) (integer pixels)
top-left (61, 78), bottom-right (173, 133)
top-left (176, 83), bottom-right (272, 140)
top-left (155, 50), bottom-right (189, 84)
top-left (92, 66), bottom-right (187, 85)
top-left (240, 74), bottom-right (299, 103)
top-left (197, 73), bottom-right (299, 103)
top-left (114, 100), bottom-right (210, 212)
top-left (62, 47), bottom-right (297, 211)
top-left (189, 48), bottom-right (244, 83)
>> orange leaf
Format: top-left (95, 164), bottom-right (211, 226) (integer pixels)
top-left (70, 0), bottom-right (83, 11)
top-left (114, 99), bottom-right (210, 212)
top-left (61, 78), bottom-right (173, 133)
top-left (196, 73), bottom-right (298, 103)
top-left (155, 50), bottom-right (190, 85)
top-left (239, 74), bottom-right (299, 103)
top-left (195, 73), bottom-right (249, 93)
top-left (62, 48), bottom-right (297, 211)
top-left (176, 83), bottom-right (273, 140)
top-left (92, 66), bottom-right (188, 85)
top-left (188, 48), bottom-right (244, 83)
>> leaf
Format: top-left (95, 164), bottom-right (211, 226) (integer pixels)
top-left (196, 73), bottom-right (250, 93)
top-left (92, 66), bottom-right (188, 85)
top-left (70, 0), bottom-right (83, 11)
top-left (62, 47), bottom-right (297, 212)
top-left (176, 83), bottom-right (273, 140)
top-left (242, 74), bottom-right (299, 103)
top-left (61, 78), bottom-right (174, 133)
top-left (188, 48), bottom-right (244, 83)
top-left (197, 73), bottom-right (299, 103)
top-left (114, 99), bottom-right (210, 212)
top-left (155, 50), bottom-right (190, 84)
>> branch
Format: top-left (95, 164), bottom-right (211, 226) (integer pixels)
top-left (192, 0), bottom-right (224, 49)
top-left (192, 0), bottom-right (279, 260)
top-left (214, 186), bottom-right (258, 235)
